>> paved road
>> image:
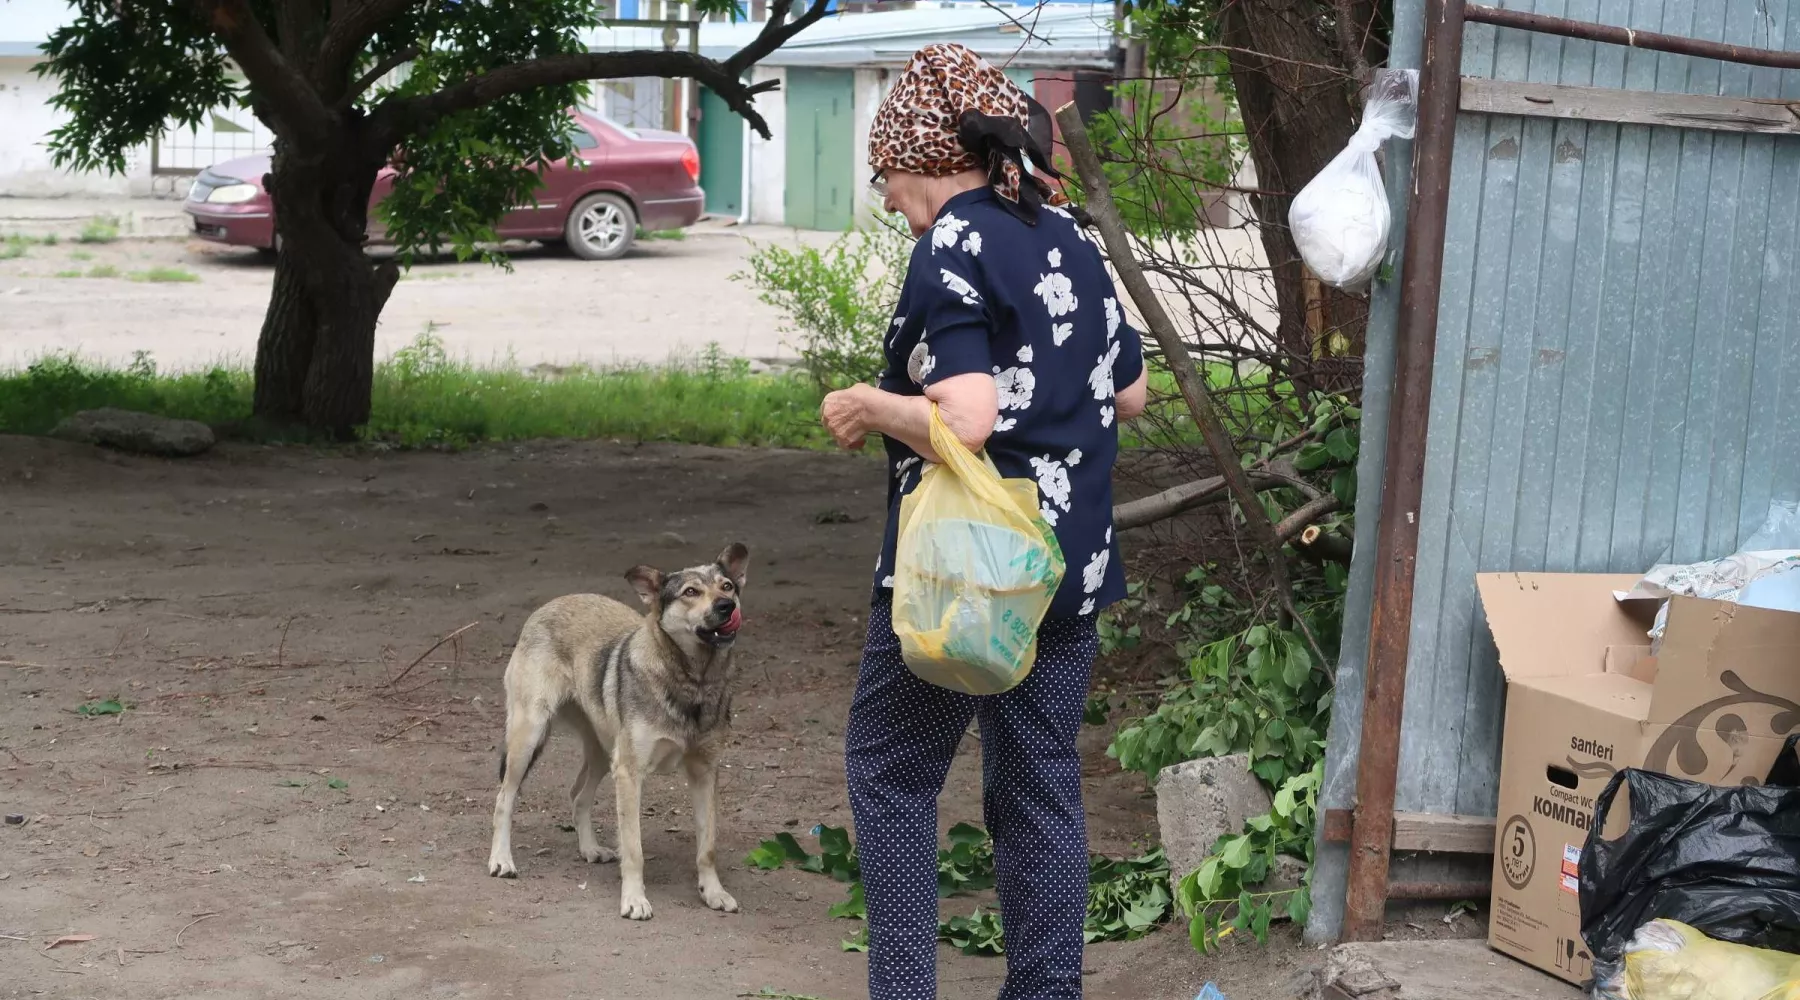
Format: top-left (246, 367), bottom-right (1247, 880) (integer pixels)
top-left (0, 198), bottom-right (829, 371)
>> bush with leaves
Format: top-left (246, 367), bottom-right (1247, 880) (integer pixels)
top-left (1098, 390), bottom-right (1359, 950)
top-left (734, 225), bottom-right (914, 395)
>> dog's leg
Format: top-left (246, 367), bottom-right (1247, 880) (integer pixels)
top-left (684, 753), bottom-right (738, 913)
top-left (612, 747), bottom-right (654, 920)
top-left (568, 712), bottom-right (616, 864)
top-left (488, 699), bottom-right (551, 878)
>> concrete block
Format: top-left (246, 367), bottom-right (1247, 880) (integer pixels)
top-left (1156, 753), bottom-right (1274, 883)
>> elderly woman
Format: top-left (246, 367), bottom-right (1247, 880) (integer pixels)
top-left (819, 43), bottom-right (1148, 1000)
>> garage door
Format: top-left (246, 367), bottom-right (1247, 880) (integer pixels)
top-left (783, 68), bottom-right (855, 232)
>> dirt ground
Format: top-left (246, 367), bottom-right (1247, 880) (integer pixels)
top-left (0, 435), bottom-right (1352, 1000)
top-left (0, 224), bottom-right (831, 372)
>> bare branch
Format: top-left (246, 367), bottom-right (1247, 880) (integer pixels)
top-left (341, 46), bottom-right (419, 109)
top-left (1056, 99), bottom-right (1329, 666)
top-left (1276, 494), bottom-right (1343, 542)
top-left (372, 50), bottom-right (782, 144)
top-left (1112, 471), bottom-right (1291, 532)
top-left (724, 0), bottom-right (833, 78)
top-left (190, 0), bottom-right (333, 141)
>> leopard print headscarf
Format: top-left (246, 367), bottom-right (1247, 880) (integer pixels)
top-left (867, 42), bottom-right (1063, 224)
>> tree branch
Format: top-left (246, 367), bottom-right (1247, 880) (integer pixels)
top-left (724, 0), bottom-right (834, 78)
top-left (1112, 471), bottom-right (1292, 532)
top-left (1057, 99), bottom-right (1327, 667)
top-left (1275, 493), bottom-right (1343, 542)
top-left (190, 0), bottom-right (333, 141)
top-left (340, 45), bottom-right (418, 108)
top-left (372, 50), bottom-right (782, 145)
top-left (315, 0), bottom-right (418, 98)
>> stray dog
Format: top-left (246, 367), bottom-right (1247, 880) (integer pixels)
top-left (487, 543), bottom-right (749, 920)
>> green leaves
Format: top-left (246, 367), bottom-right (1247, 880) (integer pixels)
top-left (939, 909), bottom-right (1006, 956)
top-left (1175, 760), bottom-right (1324, 952)
top-left (75, 698), bottom-right (125, 717)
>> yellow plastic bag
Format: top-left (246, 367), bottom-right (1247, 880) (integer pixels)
top-left (1598, 919), bottom-right (1800, 1000)
top-left (891, 406), bottom-right (1065, 695)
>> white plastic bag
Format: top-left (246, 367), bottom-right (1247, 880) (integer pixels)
top-left (1288, 69), bottom-right (1419, 290)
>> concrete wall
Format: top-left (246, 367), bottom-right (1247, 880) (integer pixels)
top-left (748, 65), bottom-right (787, 225)
top-left (0, 56), bottom-right (179, 198)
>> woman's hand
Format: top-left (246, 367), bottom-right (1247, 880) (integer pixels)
top-left (821, 384), bottom-right (877, 450)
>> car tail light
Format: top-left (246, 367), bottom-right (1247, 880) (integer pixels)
top-left (682, 147), bottom-right (700, 183)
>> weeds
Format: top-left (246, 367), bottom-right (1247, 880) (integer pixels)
top-left (2, 235), bottom-right (30, 259)
top-left (637, 228), bottom-right (686, 241)
top-left (733, 226), bottom-right (912, 395)
top-left (749, 823), bottom-right (1172, 955)
top-left (54, 269), bottom-right (83, 278)
top-left (1, 334), bottom-right (832, 449)
top-left (76, 216), bottom-right (120, 244)
top-left (70, 250), bottom-right (93, 262)
top-left (86, 264), bottom-right (120, 279)
top-left (130, 267), bottom-right (199, 283)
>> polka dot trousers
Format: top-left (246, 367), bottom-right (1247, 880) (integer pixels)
top-left (846, 595), bottom-right (1098, 1000)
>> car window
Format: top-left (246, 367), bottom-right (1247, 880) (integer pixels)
top-left (571, 128), bottom-right (599, 151)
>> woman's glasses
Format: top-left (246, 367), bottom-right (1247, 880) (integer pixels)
top-left (868, 169), bottom-right (889, 198)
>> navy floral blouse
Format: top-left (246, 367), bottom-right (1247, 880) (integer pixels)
top-left (872, 187), bottom-right (1145, 620)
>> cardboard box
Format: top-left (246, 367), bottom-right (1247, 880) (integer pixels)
top-left (1478, 572), bottom-right (1800, 985)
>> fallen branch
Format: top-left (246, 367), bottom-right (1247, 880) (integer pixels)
top-left (384, 622), bottom-right (479, 690)
top-left (1057, 101), bottom-right (1329, 668)
top-left (1113, 471), bottom-right (1291, 531)
top-left (1276, 494), bottom-right (1344, 542)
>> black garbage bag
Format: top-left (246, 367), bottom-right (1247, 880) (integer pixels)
top-left (1579, 736), bottom-right (1800, 985)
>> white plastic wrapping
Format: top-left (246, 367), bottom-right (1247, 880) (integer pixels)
top-left (1288, 69), bottom-right (1420, 291)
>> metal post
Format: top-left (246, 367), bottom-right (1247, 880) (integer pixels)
top-left (1340, 0), bottom-right (1467, 942)
top-left (1466, 4), bottom-right (1800, 70)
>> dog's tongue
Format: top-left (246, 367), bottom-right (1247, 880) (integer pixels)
top-left (718, 607), bottom-right (743, 635)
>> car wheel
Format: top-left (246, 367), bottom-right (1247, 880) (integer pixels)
top-left (564, 193), bottom-right (636, 261)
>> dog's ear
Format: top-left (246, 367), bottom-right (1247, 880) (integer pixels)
top-left (625, 565), bottom-right (665, 607)
top-left (717, 543), bottom-right (750, 588)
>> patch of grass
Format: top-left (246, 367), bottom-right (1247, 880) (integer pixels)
top-left (54, 269), bottom-right (83, 278)
top-left (2, 235), bottom-right (29, 260)
top-left (0, 336), bottom-right (831, 450)
top-left (76, 216), bottom-right (121, 244)
top-left (638, 227), bottom-right (686, 241)
top-left (70, 250), bottom-right (93, 262)
top-left (86, 264), bottom-right (120, 279)
top-left (130, 267), bottom-right (199, 283)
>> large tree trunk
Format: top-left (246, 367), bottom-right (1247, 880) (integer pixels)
top-left (1218, 0), bottom-right (1374, 372)
top-left (251, 123), bottom-right (398, 439)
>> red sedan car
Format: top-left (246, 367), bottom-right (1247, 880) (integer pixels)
top-left (184, 110), bottom-right (704, 261)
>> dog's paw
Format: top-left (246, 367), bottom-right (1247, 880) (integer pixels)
top-left (701, 885), bottom-right (739, 913)
top-left (619, 891), bottom-right (654, 921)
top-left (580, 845), bottom-right (617, 864)
top-left (487, 857), bottom-right (518, 878)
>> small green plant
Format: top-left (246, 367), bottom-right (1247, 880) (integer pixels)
top-left (130, 267), bottom-right (199, 283)
top-left (2, 234), bottom-right (31, 259)
top-left (70, 250), bottom-right (93, 262)
top-left (750, 823), bottom-right (1171, 955)
top-left (77, 216), bottom-right (121, 244)
top-left (76, 698), bottom-right (125, 716)
top-left (86, 264), bottom-right (120, 279)
top-left (1177, 759), bottom-right (1321, 951)
top-left (733, 225), bottom-right (913, 395)
top-left (42, 233), bottom-right (58, 246)
top-left (54, 269), bottom-right (83, 278)
top-left (637, 227), bottom-right (686, 241)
